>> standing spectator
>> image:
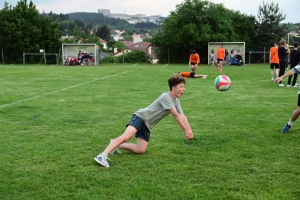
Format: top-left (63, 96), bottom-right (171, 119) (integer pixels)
top-left (274, 63), bottom-right (300, 133)
top-left (215, 43), bottom-right (225, 72)
top-left (287, 42), bottom-right (300, 87)
top-left (209, 49), bottom-right (216, 65)
top-left (189, 50), bottom-right (200, 73)
top-left (269, 42), bottom-right (280, 82)
top-left (278, 39), bottom-right (290, 86)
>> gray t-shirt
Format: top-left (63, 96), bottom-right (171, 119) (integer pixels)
top-left (293, 64), bottom-right (300, 94)
top-left (134, 92), bottom-right (183, 131)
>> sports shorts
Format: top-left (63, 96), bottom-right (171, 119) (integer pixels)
top-left (270, 63), bottom-right (279, 69)
top-left (126, 114), bottom-right (150, 142)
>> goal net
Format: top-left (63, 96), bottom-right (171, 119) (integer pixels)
top-left (208, 42), bottom-right (245, 64)
top-left (288, 33), bottom-right (300, 48)
top-left (23, 52), bottom-right (58, 65)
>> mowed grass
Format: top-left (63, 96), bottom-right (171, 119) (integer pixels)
top-left (0, 63), bottom-right (299, 200)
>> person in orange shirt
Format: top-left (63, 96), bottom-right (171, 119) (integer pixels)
top-left (189, 50), bottom-right (200, 73)
top-left (215, 43), bottom-right (225, 72)
top-left (176, 72), bottom-right (207, 79)
top-left (269, 42), bottom-right (280, 82)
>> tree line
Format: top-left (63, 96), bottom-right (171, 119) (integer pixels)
top-left (0, 0), bottom-right (298, 64)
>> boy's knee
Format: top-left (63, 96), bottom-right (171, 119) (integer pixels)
top-left (136, 149), bottom-right (146, 155)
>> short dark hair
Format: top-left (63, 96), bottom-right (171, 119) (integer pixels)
top-left (191, 50), bottom-right (196, 54)
top-left (294, 42), bottom-right (299, 48)
top-left (168, 75), bottom-right (186, 90)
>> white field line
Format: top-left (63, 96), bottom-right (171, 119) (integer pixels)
top-left (0, 64), bottom-right (139, 109)
top-left (163, 64), bottom-right (169, 67)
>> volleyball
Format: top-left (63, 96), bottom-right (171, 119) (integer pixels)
top-left (214, 75), bottom-right (231, 91)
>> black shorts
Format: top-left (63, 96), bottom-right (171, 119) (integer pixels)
top-left (126, 114), bottom-right (150, 142)
top-left (298, 94), bottom-right (300, 107)
top-left (191, 62), bottom-right (197, 66)
top-left (217, 59), bottom-right (223, 64)
top-left (270, 63), bottom-right (279, 69)
top-left (190, 72), bottom-right (195, 77)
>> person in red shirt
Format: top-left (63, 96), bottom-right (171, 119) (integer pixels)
top-left (189, 50), bottom-right (200, 73)
top-left (176, 72), bottom-right (207, 79)
top-left (269, 42), bottom-right (279, 82)
top-left (215, 43), bottom-right (225, 72)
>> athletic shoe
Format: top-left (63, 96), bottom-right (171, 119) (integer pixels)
top-left (293, 85), bottom-right (298, 88)
top-left (202, 75), bottom-right (207, 79)
top-left (271, 78), bottom-right (274, 82)
top-left (287, 84), bottom-right (291, 87)
top-left (281, 124), bottom-right (291, 134)
top-left (110, 139), bottom-right (122, 155)
top-left (295, 83), bottom-right (299, 86)
top-left (279, 84), bottom-right (284, 87)
top-left (94, 153), bottom-right (110, 167)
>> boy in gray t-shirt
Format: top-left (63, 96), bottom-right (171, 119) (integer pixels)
top-left (95, 75), bottom-right (194, 167)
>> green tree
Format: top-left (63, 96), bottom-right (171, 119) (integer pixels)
top-left (96, 25), bottom-right (111, 41)
top-left (255, 1), bottom-right (289, 49)
top-left (113, 42), bottom-right (125, 51)
top-left (151, 0), bottom-right (256, 63)
top-left (0, 0), bottom-right (61, 64)
top-left (107, 39), bottom-right (116, 50)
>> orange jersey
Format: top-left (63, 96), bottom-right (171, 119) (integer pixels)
top-left (180, 72), bottom-right (191, 77)
top-left (190, 53), bottom-right (200, 63)
top-left (217, 48), bottom-right (225, 59)
top-left (270, 47), bottom-right (279, 64)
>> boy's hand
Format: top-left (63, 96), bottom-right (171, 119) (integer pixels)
top-left (274, 77), bottom-right (282, 83)
top-left (184, 130), bottom-right (193, 140)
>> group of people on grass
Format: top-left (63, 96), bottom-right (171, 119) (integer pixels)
top-left (64, 50), bottom-right (90, 66)
top-left (270, 39), bottom-right (300, 134)
top-left (209, 46), bottom-right (244, 67)
top-left (94, 41), bottom-right (300, 168)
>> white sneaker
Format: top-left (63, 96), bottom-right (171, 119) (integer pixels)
top-left (279, 84), bottom-right (284, 87)
top-left (202, 75), bottom-right (207, 79)
top-left (287, 84), bottom-right (291, 87)
top-left (293, 85), bottom-right (298, 88)
top-left (109, 139), bottom-right (122, 155)
top-left (94, 153), bottom-right (110, 167)
top-left (271, 78), bottom-right (274, 82)
top-left (295, 83), bottom-right (299, 86)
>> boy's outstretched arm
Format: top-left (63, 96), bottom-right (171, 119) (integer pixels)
top-left (170, 108), bottom-right (193, 139)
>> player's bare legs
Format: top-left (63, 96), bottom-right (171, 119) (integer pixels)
top-left (219, 61), bottom-right (223, 72)
top-left (120, 137), bottom-right (149, 154)
top-left (215, 61), bottom-right (219, 71)
top-left (103, 126), bottom-right (137, 155)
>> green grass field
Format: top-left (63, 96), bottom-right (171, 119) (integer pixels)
top-left (0, 63), bottom-right (299, 200)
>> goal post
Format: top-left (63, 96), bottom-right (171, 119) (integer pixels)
top-left (288, 33), bottom-right (300, 48)
top-left (208, 42), bottom-right (245, 64)
top-left (23, 52), bottom-right (58, 65)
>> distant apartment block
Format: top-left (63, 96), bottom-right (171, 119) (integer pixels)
top-left (98, 9), bottom-right (111, 17)
top-left (98, 9), bottom-right (163, 24)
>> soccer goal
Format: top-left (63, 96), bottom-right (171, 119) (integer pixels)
top-left (23, 49), bottom-right (58, 65)
top-left (288, 33), bottom-right (300, 48)
top-left (208, 42), bottom-right (245, 64)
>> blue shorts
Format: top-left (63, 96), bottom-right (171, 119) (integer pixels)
top-left (126, 114), bottom-right (150, 142)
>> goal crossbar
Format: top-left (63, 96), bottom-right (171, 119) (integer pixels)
top-left (23, 53), bottom-right (58, 65)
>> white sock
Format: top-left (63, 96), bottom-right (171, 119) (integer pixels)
top-left (288, 119), bottom-right (294, 126)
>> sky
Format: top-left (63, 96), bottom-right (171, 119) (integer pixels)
top-left (3, 0), bottom-right (300, 23)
